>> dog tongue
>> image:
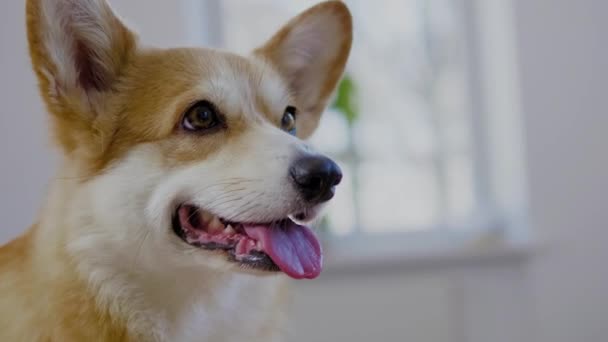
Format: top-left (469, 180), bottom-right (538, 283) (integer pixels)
top-left (244, 222), bottom-right (322, 279)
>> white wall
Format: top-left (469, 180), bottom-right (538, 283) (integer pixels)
top-left (0, 0), bottom-right (53, 241)
top-left (1, 1), bottom-right (607, 342)
top-left (289, 259), bottom-right (533, 342)
top-left (514, 1), bottom-right (608, 341)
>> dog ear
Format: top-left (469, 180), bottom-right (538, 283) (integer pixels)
top-left (26, 0), bottom-right (136, 117)
top-left (255, 1), bottom-right (352, 139)
top-left (26, 0), bottom-right (137, 157)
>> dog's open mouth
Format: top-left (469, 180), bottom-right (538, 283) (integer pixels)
top-left (172, 204), bottom-right (322, 279)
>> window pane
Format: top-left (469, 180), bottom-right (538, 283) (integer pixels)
top-left (446, 154), bottom-right (475, 223)
top-left (359, 161), bottom-right (439, 231)
top-left (323, 163), bottom-right (356, 236)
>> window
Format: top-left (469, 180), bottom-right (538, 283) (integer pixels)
top-left (217, 0), bottom-right (506, 240)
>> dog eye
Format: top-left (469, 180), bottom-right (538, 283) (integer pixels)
top-left (181, 101), bottom-right (221, 132)
top-left (281, 106), bottom-right (297, 135)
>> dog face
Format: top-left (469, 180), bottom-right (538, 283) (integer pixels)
top-left (26, 0), bottom-right (352, 280)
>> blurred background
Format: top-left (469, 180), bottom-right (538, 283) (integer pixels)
top-left (1, 0), bottom-right (607, 341)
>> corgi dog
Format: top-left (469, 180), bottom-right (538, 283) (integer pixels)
top-left (0, 0), bottom-right (351, 340)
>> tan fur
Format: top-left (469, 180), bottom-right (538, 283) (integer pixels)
top-left (0, 1), bottom-right (352, 341)
top-left (0, 226), bottom-right (132, 341)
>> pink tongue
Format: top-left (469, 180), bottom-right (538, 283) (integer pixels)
top-left (244, 222), bottom-right (322, 279)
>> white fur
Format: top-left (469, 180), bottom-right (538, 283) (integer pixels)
top-left (198, 56), bottom-right (293, 125)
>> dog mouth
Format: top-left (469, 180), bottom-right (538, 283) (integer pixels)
top-left (172, 204), bottom-right (322, 279)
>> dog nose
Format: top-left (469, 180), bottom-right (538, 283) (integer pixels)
top-left (290, 155), bottom-right (342, 203)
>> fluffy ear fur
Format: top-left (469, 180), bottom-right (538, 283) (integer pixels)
top-left (26, 0), bottom-right (136, 154)
top-left (255, 1), bottom-right (353, 139)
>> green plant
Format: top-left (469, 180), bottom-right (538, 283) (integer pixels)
top-left (318, 74), bottom-right (361, 237)
top-left (332, 74), bottom-right (359, 126)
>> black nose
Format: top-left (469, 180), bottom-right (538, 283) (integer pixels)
top-left (290, 155), bottom-right (342, 203)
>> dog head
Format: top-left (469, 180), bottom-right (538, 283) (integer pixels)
top-left (26, 0), bottom-right (352, 280)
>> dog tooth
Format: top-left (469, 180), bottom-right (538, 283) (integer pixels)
top-left (200, 211), bottom-right (213, 224)
top-left (208, 216), bottom-right (224, 232)
top-left (224, 224), bottom-right (235, 235)
top-left (256, 241), bottom-right (263, 250)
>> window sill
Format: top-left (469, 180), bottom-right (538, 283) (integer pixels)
top-left (317, 228), bottom-right (533, 277)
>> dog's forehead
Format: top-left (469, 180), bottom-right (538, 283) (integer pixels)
top-left (200, 56), bottom-right (292, 121)
top-left (125, 48), bottom-right (291, 119)
top-left (139, 48), bottom-right (292, 123)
